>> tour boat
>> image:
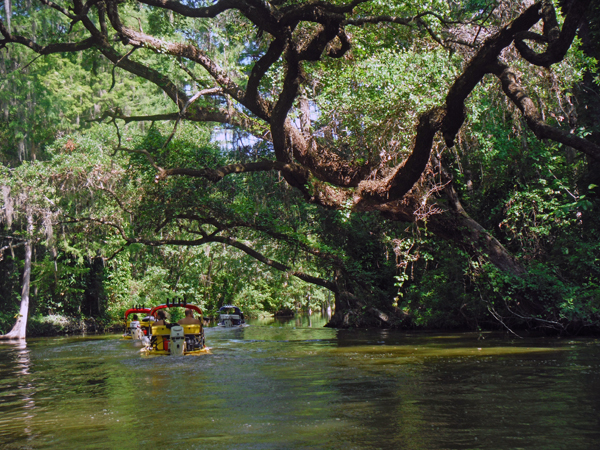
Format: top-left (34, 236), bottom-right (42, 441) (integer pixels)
top-left (141, 302), bottom-right (209, 356)
top-left (123, 306), bottom-right (153, 340)
top-left (217, 305), bottom-right (246, 327)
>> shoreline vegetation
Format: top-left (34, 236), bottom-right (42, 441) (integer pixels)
top-left (24, 315), bottom-right (120, 338)
top-left (12, 313), bottom-right (600, 339)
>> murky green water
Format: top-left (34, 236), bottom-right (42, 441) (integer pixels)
top-left (1, 315), bottom-right (599, 449)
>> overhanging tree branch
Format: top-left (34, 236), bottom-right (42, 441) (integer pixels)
top-left (155, 161), bottom-right (310, 183)
top-left (489, 61), bottom-right (600, 160)
top-left (441, 2), bottom-right (543, 148)
top-left (514, 0), bottom-right (592, 67)
top-left (68, 216), bottom-right (337, 292)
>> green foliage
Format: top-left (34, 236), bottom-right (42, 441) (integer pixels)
top-left (314, 48), bottom-right (459, 165)
top-left (396, 234), bottom-right (479, 329)
top-left (0, 3), bottom-right (176, 164)
top-left (33, 254), bottom-right (90, 316)
top-left (0, 256), bottom-right (22, 333)
top-left (0, 309), bottom-right (19, 335)
top-left (104, 251), bottom-right (134, 320)
top-left (2, 0), bottom-right (599, 336)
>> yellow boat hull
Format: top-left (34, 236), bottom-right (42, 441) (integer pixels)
top-left (141, 347), bottom-right (211, 356)
top-left (141, 324), bottom-right (207, 356)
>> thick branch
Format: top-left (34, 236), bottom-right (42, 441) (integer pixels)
top-left (514, 0), bottom-right (591, 67)
top-left (137, 0), bottom-right (281, 35)
top-left (355, 107), bottom-right (446, 209)
top-left (156, 161), bottom-right (310, 183)
top-left (279, 0), bottom-right (367, 25)
top-left (441, 2), bottom-right (543, 148)
top-left (246, 36), bottom-right (286, 104)
top-left (286, 123), bottom-right (371, 188)
top-left (490, 62), bottom-right (600, 160)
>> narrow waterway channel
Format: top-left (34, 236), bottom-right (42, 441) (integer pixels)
top-left (1, 314), bottom-right (599, 449)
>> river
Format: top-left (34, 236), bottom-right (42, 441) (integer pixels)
top-left (1, 314), bottom-right (599, 449)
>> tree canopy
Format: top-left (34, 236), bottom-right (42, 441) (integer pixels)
top-left (1, 0), bottom-right (599, 334)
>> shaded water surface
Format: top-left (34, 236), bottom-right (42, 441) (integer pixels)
top-left (1, 315), bottom-right (599, 449)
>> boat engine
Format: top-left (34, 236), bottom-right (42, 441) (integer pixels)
top-left (130, 321), bottom-right (141, 340)
top-left (170, 325), bottom-right (185, 356)
top-left (133, 328), bottom-right (145, 341)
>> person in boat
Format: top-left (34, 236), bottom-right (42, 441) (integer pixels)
top-left (130, 314), bottom-right (140, 329)
top-left (178, 309), bottom-right (201, 325)
top-left (154, 310), bottom-right (168, 326)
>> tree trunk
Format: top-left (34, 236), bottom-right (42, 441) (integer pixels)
top-left (1, 213), bottom-right (33, 340)
top-left (3, 1), bottom-right (11, 34)
top-left (83, 251), bottom-right (105, 317)
top-left (428, 184), bottom-right (526, 277)
top-left (326, 267), bottom-right (397, 329)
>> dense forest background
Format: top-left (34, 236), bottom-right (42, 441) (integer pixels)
top-left (1, 0), bottom-right (599, 336)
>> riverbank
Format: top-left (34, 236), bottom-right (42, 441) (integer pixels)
top-left (17, 311), bottom-right (283, 337)
top-left (25, 315), bottom-right (121, 337)
top-left (12, 311), bottom-right (600, 338)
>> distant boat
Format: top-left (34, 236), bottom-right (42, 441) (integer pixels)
top-left (217, 305), bottom-right (246, 327)
top-left (123, 306), bottom-right (152, 340)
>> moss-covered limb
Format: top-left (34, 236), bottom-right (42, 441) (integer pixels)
top-left (490, 62), bottom-right (600, 161)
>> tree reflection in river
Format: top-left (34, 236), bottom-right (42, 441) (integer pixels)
top-left (0, 320), bottom-right (599, 449)
top-left (0, 341), bottom-right (37, 444)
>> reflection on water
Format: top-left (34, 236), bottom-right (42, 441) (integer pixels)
top-left (230, 313), bottom-right (331, 329)
top-left (1, 316), bottom-right (599, 449)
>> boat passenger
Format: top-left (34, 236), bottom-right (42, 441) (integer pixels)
top-left (154, 310), bottom-right (168, 326)
top-left (130, 314), bottom-right (140, 328)
top-left (178, 309), bottom-right (201, 325)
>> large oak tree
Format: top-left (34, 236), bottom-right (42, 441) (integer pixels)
top-left (2, 0), bottom-right (598, 328)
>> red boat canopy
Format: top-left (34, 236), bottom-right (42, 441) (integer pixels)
top-left (124, 307), bottom-right (151, 319)
top-left (149, 302), bottom-right (203, 317)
